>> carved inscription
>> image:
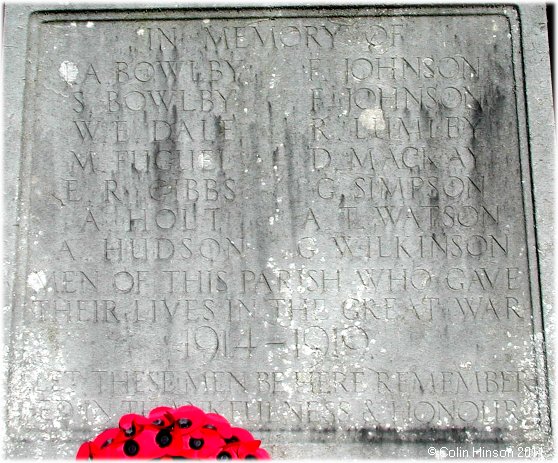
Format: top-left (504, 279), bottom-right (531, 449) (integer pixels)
top-left (9, 11), bottom-right (542, 445)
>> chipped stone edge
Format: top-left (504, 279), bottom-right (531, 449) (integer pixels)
top-left (2, 4), bottom-right (35, 460)
top-left (517, 3), bottom-right (555, 457)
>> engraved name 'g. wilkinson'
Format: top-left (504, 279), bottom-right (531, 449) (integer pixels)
top-left (143, 24), bottom-right (341, 51)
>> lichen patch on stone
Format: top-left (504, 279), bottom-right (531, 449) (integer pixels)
top-left (58, 61), bottom-right (78, 84)
top-left (358, 108), bottom-right (386, 131)
top-left (27, 271), bottom-right (47, 291)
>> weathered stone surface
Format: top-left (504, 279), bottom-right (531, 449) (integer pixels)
top-left (4, 4), bottom-right (554, 459)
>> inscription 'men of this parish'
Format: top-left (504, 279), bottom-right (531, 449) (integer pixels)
top-left (7, 7), bottom-right (548, 456)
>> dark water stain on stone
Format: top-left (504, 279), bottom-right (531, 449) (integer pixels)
top-left (355, 426), bottom-right (505, 443)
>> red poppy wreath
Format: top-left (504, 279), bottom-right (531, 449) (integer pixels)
top-left (76, 405), bottom-right (270, 459)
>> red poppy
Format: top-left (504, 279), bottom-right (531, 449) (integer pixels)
top-left (147, 407), bottom-right (175, 428)
top-left (222, 440), bottom-right (271, 460)
top-left (76, 406), bottom-right (270, 460)
top-left (221, 428), bottom-right (270, 460)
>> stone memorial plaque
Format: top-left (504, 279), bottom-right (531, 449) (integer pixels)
top-left (4, 3), bottom-right (554, 459)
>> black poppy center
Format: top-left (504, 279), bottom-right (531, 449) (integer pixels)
top-left (156, 430), bottom-right (173, 448)
top-left (177, 418), bottom-right (192, 429)
top-left (189, 438), bottom-right (204, 450)
top-left (123, 440), bottom-right (139, 456)
top-left (217, 452), bottom-right (232, 459)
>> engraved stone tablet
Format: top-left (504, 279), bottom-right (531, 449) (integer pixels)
top-left (4, 4), bottom-right (554, 458)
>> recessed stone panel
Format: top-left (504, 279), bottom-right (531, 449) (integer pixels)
top-left (4, 5), bottom-right (553, 458)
